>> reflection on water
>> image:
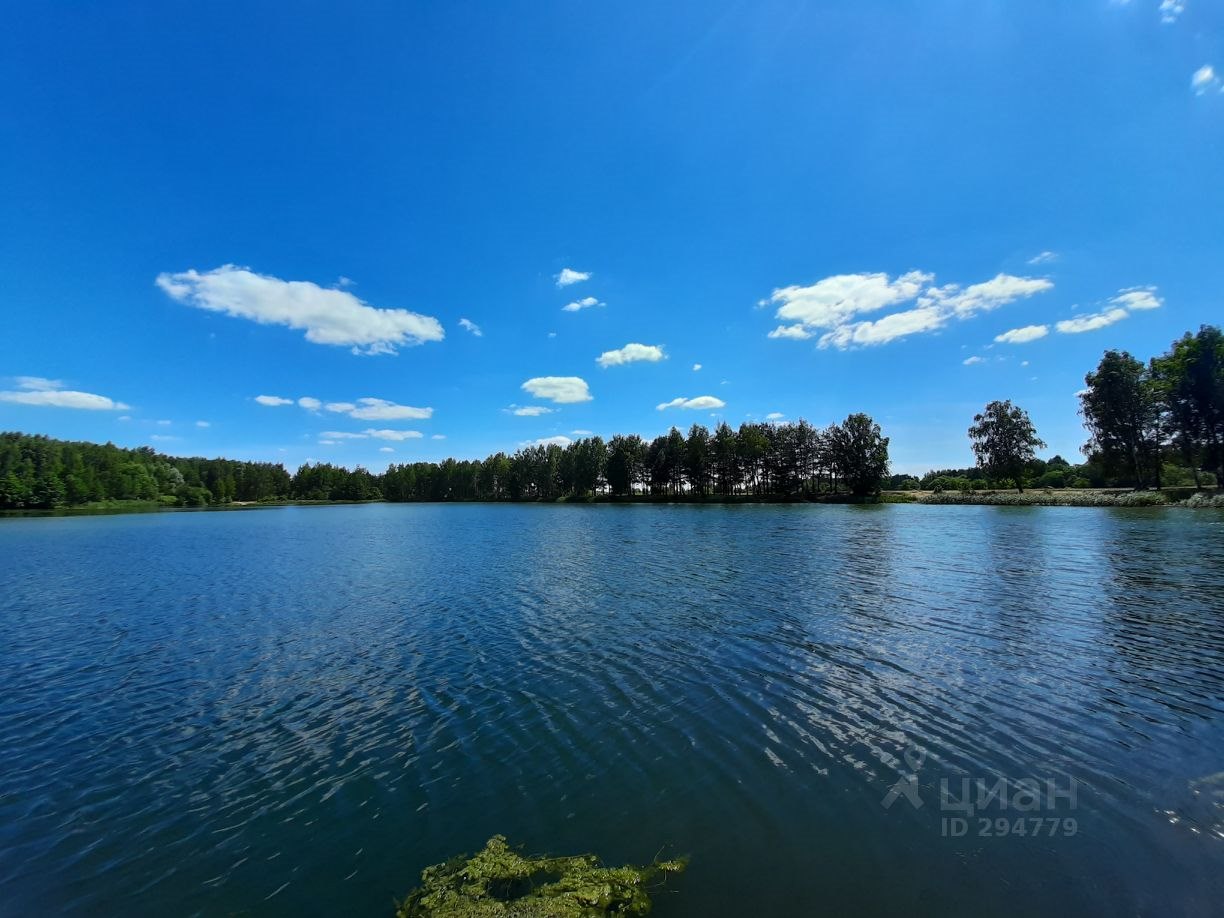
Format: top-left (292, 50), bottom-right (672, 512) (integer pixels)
top-left (0, 503), bottom-right (1222, 916)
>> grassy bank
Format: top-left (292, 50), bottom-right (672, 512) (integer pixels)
top-left (881, 488), bottom-right (1224, 508)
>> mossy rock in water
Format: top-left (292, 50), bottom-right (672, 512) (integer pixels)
top-left (395, 835), bottom-right (686, 917)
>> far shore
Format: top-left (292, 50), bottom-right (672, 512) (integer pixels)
top-left (3, 487), bottom-right (1222, 519)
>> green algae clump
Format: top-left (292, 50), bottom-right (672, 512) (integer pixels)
top-left (395, 835), bottom-right (686, 917)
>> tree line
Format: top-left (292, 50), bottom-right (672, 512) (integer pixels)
top-left (1, 325), bottom-right (1219, 510)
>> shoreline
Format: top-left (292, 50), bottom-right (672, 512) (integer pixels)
top-left (3, 488), bottom-right (1221, 519)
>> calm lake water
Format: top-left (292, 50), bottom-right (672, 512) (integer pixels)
top-left (1, 503), bottom-right (1223, 916)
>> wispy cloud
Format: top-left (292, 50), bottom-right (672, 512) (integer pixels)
top-left (156, 265), bottom-right (444, 355)
top-left (963, 356), bottom-right (986, 366)
top-left (458, 318), bottom-right (483, 337)
top-left (1056, 307), bottom-right (1130, 334)
top-left (522, 376), bottom-right (593, 403)
top-left (563, 296), bottom-right (604, 313)
top-left (994, 324), bottom-right (1049, 344)
top-left (555, 268), bottom-right (591, 287)
top-left (1027, 251), bottom-right (1058, 265)
top-left (1109, 286), bottom-right (1163, 311)
top-left (657, 395), bottom-right (726, 411)
top-left (507, 405), bottom-right (555, 417)
top-left (1160, 0), bottom-right (1185, 24)
top-left (0, 376), bottom-right (130, 411)
top-left (765, 270), bottom-right (1054, 349)
top-left (255, 395), bottom-right (294, 406)
top-left (1192, 65), bottom-right (1221, 95)
top-left (596, 343), bottom-right (666, 368)
top-left (256, 394), bottom-right (432, 419)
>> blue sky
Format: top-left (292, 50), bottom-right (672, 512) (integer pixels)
top-left (2, 0), bottom-right (1221, 475)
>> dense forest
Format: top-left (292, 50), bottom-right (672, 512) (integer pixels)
top-left (2, 326), bottom-right (1220, 510)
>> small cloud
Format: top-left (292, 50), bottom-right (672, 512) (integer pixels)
top-left (321, 431), bottom-right (368, 440)
top-left (1027, 251), bottom-right (1058, 265)
top-left (336, 276), bottom-right (355, 288)
top-left (431, 434), bottom-right (446, 440)
top-left (1109, 285), bottom-right (1163, 311)
top-left (118, 415), bottom-right (132, 422)
top-left (765, 412), bottom-right (785, 421)
top-left (596, 343), bottom-right (666, 368)
top-left (195, 420), bottom-right (211, 428)
top-left (555, 268), bottom-right (591, 287)
top-left (379, 446), bottom-right (395, 453)
top-left (14, 376), bottom-right (64, 390)
top-left (993, 324), bottom-right (1049, 344)
top-left (364, 429), bottom-right (423, 441)
top-left (298, 396), bottom-right (322, 411)
top-left (571, 429), bottom-right (594, 436)
top-left (150, 434), bottom-right (180, 443)
top-left (348, 398), bottom-right (432, 420)
top-left (692, 363), bottom-right (702, 371)
top-left (458, 318), bottom-right (483, 337)
top-left (657, 395), bottom-right (726, 411)
top-left (1160, 0), bottom-right (1185, 24)
top-left (0, 377), bottom-right (130, 410)
top-left (562, 296), bottom-right (604, 313)
top-left (1056, 307), bottom-right (1130, 334)
top-left (1021, 360), bottom-right (1030, 367)
top-left (156, 419), bottom-right (172, 426)
top-left (963, 356), bottom-right (986, 366)
top-left (522, 376), bottom-right (592, 404)
top-left (255, 394), bottom-right (294, 406)
top-left (768, 324), bottom-right (813, 340)
top-left (524, 435), bottom-right (573, 447)
top-left (547, 331), bottom-right (557, 338)
top-left (508, 405), bottom-right (555, 417)
top-left (1192, 65), bottom-right (1220, 95)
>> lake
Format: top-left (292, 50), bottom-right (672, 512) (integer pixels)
top-left (1, 503), bottom-right (1222, 916)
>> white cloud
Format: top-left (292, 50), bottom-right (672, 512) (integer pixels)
top-left (1192, 65), bottom-right (1220, 95)
top-left (156, 265), bottom-right (444, 355)
top-left (765, 412), bottom-right (785, 420)
top-left (364, 429), bottom-right (423, 441)
top-left (555, 268), bottom-right (591, 287)
top-left (321, 431), bottom-right (368, 439)
top-left (1160, 0), bottom-right (1185, 23)
top-left (459, 318), bottom-right (483, 337)
top-left (1056, 307), bottom-right (1130, 334)
top-left (562, 296), bottom-right (604, 312)
top-left (255, 394), bottom-right (294, 406)
top-left (379, 446), bottom-right (395, 453)
top-left (766, 270), bottom-right (1054, 349)
top-left (298, 396), bottom-right (322, 410)
top-left (596, 342), bottom-right (666, 368)
top-left (118, 415), bottom-right (131, 422)
top-left (571, 429), bottom-right (594, 435)
top-left (525, 435), bottom-right (573, 448)
top-left (994, 324), bottom-right (1049, 344)
top-left (318, 439), bottom-right (339, 446)
top-left (768, 324), bottom-right (814, 340)
top-left (149, 434), bottom-right (180, 443)
top-left (1021, 360), bottom-right (1030, 367)
top-left (325, 401), bottom-right (356, 413)
top-left (963, 356), bottom-right (986, 366)
top-left (1109, 286), bottom-right (1163, 311)
top-left (657, 395), bottom-right (727, 411)
top-left (14, 376), bottom-right (64, 390)
top-left (522, 376), bottom-right (593, 403)
top-left (0, 381), bottom-right (131, 410)
top-left (431, 434), bottom-right (446, 440)
top-left (348, 398), bottom-right (432, 420)
top-left (692, 363), bottom-right (702, 371)
top-left (156, 419), bottom-right (172, 426)
top-left (195, 420), bottom-right (210, 428)
top-left (510, 406), bottom-right (555, 417)
top-left (1027, 251), bottom-right (1058, 265)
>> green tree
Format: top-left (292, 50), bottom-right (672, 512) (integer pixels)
top-left (967, 400), bottom-right (1045, 493)
top-left (1079, 350), bottom-right (1163, 489)
top-left (827, 413), bottom-right (890, 497)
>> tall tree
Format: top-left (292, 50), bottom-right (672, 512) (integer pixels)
top-left (1079, 350), bottom-right (1163, 489)
top-left (827, 413), bottom-right (890, 497)
top-left (967, 400), bottom-right (1045, 492)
